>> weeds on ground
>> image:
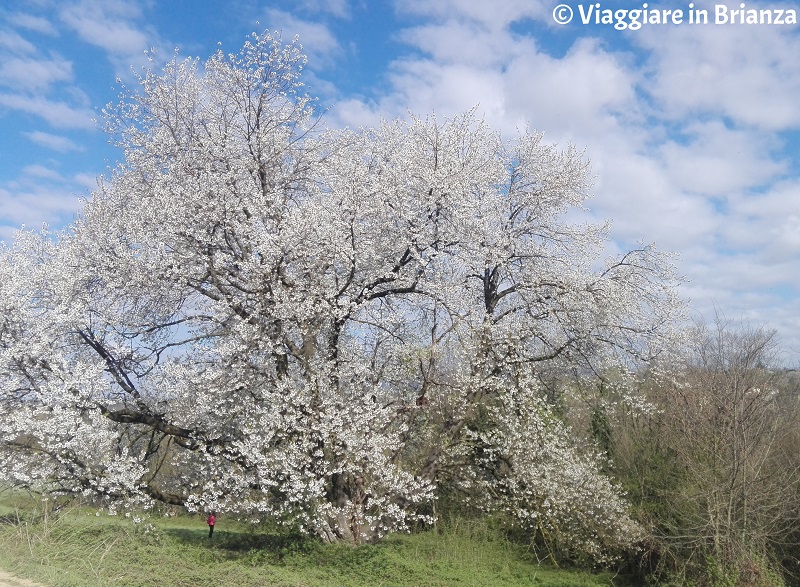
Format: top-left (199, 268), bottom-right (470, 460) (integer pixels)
top-left (0, 492), bottom-right (621, 587)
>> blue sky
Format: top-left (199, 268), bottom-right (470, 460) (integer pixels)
top-left (2, 0), bottom-right (800, 356)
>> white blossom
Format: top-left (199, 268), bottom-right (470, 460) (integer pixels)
top-left (0, 31), bottom-right (683, 556)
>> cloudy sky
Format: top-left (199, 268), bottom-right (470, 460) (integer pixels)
top-left (1, 0), bottom-right (799, 356)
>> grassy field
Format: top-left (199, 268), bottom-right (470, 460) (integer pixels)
top-left (0, 493), bottom-right (627, 587)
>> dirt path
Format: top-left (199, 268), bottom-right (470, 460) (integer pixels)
top-left (0, 570), bottom-right (46, 587)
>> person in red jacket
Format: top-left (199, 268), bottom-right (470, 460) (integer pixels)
top-left (207, 512), bottom-right (216, 538)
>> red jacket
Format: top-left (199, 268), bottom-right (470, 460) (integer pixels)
top-left (207, 515), bottom-right (216, 526)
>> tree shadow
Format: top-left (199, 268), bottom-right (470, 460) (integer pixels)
top-left (0, 513), bottom-right (22, 525)
top-left (165, 526), bottom-right (314, 563)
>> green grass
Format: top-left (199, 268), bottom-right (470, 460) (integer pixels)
top-left (0, 494), bottom-right (623, 587)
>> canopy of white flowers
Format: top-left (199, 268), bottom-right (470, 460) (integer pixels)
top-left (0, 32), bottom-right (683, 561)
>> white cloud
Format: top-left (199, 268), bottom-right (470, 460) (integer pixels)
top-left (22, 164), bottom-right (64, 181)
top-left (7, 12), bottom-right (58, 35)
top-left (59, 0), bottom-right (146, 53)
top-left (72, 172), bottom-right (100, 191)
top-left (263, 8), bottom-right (342, 68)
top-left (0, 55), bottom-right (73, 92)
top-left (0, 30), bottom-right (37, 54)
top-left (502, 38), bottom-right (640, 140)
top-left (0, 183), bottom-right (83, 240)
top-left (397, 20), bottom-right (524, 67)
top-left (394, 0), bottom-right (550, 31)
top-left (0, 93), bottom-right (96, 129)
top-left (23, 130), bottom-right (85, 153)
top-left (328, 97), bottom-right (388, 129)
top-left (590, 149), bottom-right (719, 249)
top-left (658, 121), bottom-right (786, 196)
top-left (297, 0), bottom-right (351, 18)
top-left (720, 180), bottom-right (800, 262)
top-left (637, 24), bottom-right (800, 130)
top-left (389, 60), bottom-right (506, 117)
top-left (57, 0), bottom-right (164, 79)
